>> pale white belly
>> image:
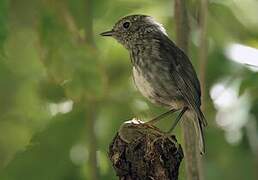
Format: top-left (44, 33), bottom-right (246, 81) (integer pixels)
top-left (132, 66), bottom-right (185, 108)
top-left (132, 67), bottom-right (156, 101)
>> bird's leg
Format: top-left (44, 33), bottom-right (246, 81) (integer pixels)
top-left (167, 107), bottom-right (188, 134)
top-left (145, 108), bottom-right (178, 125)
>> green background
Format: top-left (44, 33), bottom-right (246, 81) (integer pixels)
top-left (0, 0), bottom-right (258, 179)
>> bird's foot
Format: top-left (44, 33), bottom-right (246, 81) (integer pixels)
top-left (164, 132), bottom-right (177, 144)
top-left (144, 109), bottom-right (179, 125)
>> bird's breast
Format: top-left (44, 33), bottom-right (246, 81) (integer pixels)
top-left (132, 66), bottom-right (156, 100)
top-left (132, 59), bottom-right (184, 108)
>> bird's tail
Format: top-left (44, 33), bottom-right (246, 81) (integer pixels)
top-left (186, 106), bottom-right (207, 154)
top-left (193, 107), bottom-right (207, 155)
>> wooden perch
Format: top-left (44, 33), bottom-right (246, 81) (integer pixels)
top-left (108, 119), bottom-right (184, 180)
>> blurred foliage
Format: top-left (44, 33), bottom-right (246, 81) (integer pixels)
top-left (0, 0), bottom-right (258, 179)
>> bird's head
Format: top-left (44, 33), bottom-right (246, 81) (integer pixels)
top-left (100, 14), bottom-right (167, 49)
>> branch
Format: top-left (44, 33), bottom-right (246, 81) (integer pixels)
top-left (174, 0), bottom-right (190, 50)
top-left (174, 1), bottom-right (203, 180)
top-left (84, 0), bottom-right (98, 179)
top-left (199, 0), bottom-right (208, 109)
top-left (109, 120), bottom-right (184, 180)
top-left (87, 101), bottom-right (99, 180)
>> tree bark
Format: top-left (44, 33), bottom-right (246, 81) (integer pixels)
top-left (87, 101), bottom-right (99, 180)
top-left (109, 120), bottom-right (184, 180)
top-left (84, 0), bottom-right (98, 179)
top-left (174, 1), bottom-right (203, 180)
top-left (199, 0), bottom-right (208, 109)
top-left (198, 1), bottom-right (209, 179)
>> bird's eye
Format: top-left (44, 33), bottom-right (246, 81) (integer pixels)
top-left (123, 21), bottom-right (130, 29)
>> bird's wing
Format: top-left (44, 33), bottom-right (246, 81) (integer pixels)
top-left (157, 34), bottom-right (207, 126)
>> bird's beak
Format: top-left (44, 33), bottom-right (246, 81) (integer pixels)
top-left (100, 30), bottom-right (114, 37)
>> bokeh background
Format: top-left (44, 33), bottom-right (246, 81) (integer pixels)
top-left (0, 0), bottom-right (258, 179)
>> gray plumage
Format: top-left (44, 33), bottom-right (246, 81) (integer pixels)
top-left (100, 15), bottom-right (207, 154)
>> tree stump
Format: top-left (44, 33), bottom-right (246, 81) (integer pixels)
top-left (108, 119), bottom-right (184, 180)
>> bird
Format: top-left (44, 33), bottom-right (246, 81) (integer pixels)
top-left (100, 14), bottom-right (207, 154)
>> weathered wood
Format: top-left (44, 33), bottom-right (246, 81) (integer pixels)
top-left (108, 120), bottom-right (184, 180)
